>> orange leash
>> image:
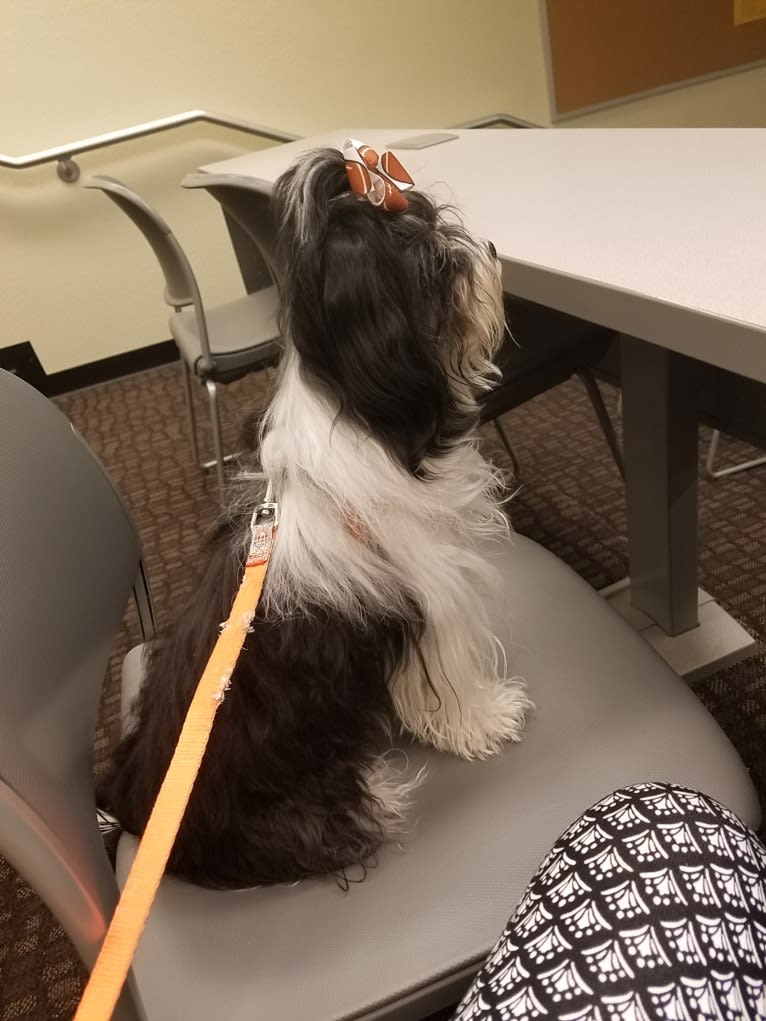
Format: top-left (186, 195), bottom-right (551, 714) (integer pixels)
top-left (74, 499), bottom-right (278, 1021)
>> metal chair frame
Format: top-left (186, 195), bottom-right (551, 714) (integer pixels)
top-left (85, 175), bottom-right (279, 497)
top-left (705, 428), bottom-right (766, 480)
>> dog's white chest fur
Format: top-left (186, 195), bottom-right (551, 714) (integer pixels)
top-left (250, 350), bottom-right (531, 765)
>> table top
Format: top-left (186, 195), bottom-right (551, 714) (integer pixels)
top-left (201, 129), bottom-right (766, 383)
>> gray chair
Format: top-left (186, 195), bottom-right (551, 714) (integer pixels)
top-left (482, 299), bottom-right (623, 479)
top-left (84, 176), bottom-right (282, 496)
top-left (0, 369), bottom-right (153, 1020)
top-left (182, 172), bottom-right (623, 481)
top-left (1, 368), bottom-right (758, 1020)
top-left (182, 172), bottom-right (278, 284)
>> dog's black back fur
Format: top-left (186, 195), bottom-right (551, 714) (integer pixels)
top-left (108, 514), bottom-right (419, 887)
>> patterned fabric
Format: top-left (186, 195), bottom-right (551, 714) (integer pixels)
top-left (454, 783), bottom-right (766, 1021)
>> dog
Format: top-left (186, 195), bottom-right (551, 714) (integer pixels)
top-left (106, 143), bottom-right (531, 889)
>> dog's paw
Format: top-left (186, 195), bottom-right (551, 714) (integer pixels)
top-left (403, 677), bottom-right (533, 760)
top-left (448, 677), bottom-right (533, 759)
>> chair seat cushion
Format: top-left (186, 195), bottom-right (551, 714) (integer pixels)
top-left (118, 533), bottom-right (758, 1021)
top-left (170, 285), bottom-right (281, 378)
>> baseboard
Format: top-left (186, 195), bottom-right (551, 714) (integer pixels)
top-left (0, 340), bottom-right (178, 397)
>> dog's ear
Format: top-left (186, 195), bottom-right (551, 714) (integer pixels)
top-left (284, 203), bottom-right (464, 473)
top-left (272, 149), bottom-right (479, 471)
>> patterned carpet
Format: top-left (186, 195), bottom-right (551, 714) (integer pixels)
top-left (1, 361), bottom-right (764, 1019)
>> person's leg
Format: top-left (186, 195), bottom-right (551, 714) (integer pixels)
top-left (454, 783), bottom-right (766, 1020)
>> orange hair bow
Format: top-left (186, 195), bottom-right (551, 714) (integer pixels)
top-left (342, 138), bottom-right (414, 212)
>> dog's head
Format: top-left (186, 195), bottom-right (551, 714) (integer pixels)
top-left (271, 147), bottom-right (504, 473)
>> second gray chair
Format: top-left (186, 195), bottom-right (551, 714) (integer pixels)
top-left (85, 176), bottom-right (281, 496)
top-left (182, 172), bottom-right (278, 283)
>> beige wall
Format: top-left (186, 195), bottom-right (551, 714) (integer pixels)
top-left (554, 64), bottom-right (766, 128)
top-left (3, 0), bottom-right (764, 375)
top-left (2, 0), bottom-right (548, 374)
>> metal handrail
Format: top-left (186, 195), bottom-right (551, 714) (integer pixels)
top-left (0, 109), bottom-right (536, 183)
top-left (459, 112), bottom-right (539, 129)
top-left (0, 110), bottom-right (299, 182)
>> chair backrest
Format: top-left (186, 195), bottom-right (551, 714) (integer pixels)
top-left (182, 172), bottom-right (280, 285)
top-left (0, 370), bottom-right (146, 1020)
top-left (84, 175), bottom-right (204, 312)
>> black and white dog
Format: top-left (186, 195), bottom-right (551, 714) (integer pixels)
top-left (107, 143), bottom-right (531, 889)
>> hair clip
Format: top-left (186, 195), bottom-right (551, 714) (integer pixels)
top-left (342, 138), bottom-right (414, 212)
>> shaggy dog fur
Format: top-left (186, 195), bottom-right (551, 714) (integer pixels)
top-left (106, 147), bottom-right (531, 889)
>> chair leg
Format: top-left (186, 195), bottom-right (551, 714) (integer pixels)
top-left (180, 357), bottom-right (201, 466)
top-left (492, 418), bottom-right (522, 479)
top-left (183, 358), bottom-right (244, 486)
top-left (206, 379), bottom-right (226, 498)
top-left (576, 371), bottom-right (625, 479)
top-left (705, 428), bottom-right (766, 480)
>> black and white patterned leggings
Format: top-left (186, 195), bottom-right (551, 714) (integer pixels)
top-left (453, 783), bottom-right (766, 1021)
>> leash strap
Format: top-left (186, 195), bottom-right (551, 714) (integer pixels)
top-left (74, 502), bottom-right (277, 1021)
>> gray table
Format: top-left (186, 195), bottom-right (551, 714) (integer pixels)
top-left (200, 128), bottom-right (766, 679)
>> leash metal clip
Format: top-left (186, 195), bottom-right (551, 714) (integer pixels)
top-left (251, 501), bottom-right (280, 529)
top-left (247, 485), bottom-right (279, 568)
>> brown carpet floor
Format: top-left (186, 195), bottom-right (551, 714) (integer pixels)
top-left (1, 362), bottom-right (764, 1019)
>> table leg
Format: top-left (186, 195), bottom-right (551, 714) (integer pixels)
top-left (604, 336), bottom-right (755, 680)
top-left (621, 336), bottom-right (699, 635)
